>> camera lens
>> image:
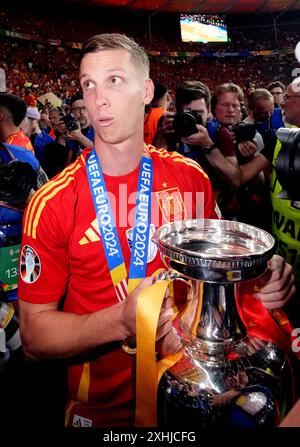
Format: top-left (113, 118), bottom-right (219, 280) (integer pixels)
top-left (276, 127), bottom-right (300, 200)
top-left (172, 112), bottom-right (198, 138)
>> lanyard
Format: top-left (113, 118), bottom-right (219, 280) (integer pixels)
top-left (86, 147), bottom-right (153, 301)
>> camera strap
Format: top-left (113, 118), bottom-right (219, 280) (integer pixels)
top-left (0, 143), bottom-right (16, 164)
top-left (86, 146), bottom-right (153, 302)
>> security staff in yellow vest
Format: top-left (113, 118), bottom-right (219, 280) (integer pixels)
top-left (238, 77), bottom-right (300, 326)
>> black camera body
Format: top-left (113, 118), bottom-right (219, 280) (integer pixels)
top-left (232, 122), bottom-right (256, 144)
top-left (172, 109), bottom-right (203, 138)
top-left (276, 127), bottom-right (300, 200)
top-left (0, 160), bottom-right (37, 207)
top-left (61, 113), bottom-right (79, 132)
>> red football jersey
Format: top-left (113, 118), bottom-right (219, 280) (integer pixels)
top-left (18, 146), bottom-right (220, 427)
top-left (6, 130), bottom-right (35, 154)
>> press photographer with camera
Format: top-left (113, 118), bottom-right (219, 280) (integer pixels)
top-left (211, 83), bottom-right (259, 159)
top-left (48, 99), bottom-right (94, 167)
top-left (235, 77), bottom-right (300, 332)
top-left (153, 80), bottom-right (242, 197)
top-left (65, 93), bottom-right (94, 160)
top-left (243, 88), bottom-right (284, 147)
top-left (211, 83), bottom-right (275, 226)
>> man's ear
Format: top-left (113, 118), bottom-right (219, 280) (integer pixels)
top-left (144, 79), bottom-right (154, 106)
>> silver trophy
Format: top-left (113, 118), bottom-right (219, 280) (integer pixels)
top-left (153, 219), bottom-right (294, 428)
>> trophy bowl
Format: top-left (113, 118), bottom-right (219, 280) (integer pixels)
top-left (153, 219), bottom-right (275, 282)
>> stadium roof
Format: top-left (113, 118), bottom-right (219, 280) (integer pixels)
top-left (76, 0), bottom-right (300, 14)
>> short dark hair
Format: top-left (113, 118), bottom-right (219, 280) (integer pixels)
top-left (175, 81), bottom-right (211, 113)
top-left (70, 93), bottom-right (83, 107)
top-left (153, 84), bottom-right (168, 103)
top-left (267, 80), bottom-right (285, 92)
top-left (0, 93), bottom-right (27, 126)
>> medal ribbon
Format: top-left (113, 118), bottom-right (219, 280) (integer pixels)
top-left (86, 147), bottom-right (153, 301)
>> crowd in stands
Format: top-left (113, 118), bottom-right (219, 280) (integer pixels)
top-left (1, 5), bottom-right (300, 52)
top-left (0, 4), bottom-right (299, 103)
top-left (0, 36), bottom-right (297, 105)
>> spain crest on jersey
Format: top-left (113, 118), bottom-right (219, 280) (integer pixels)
top-left (156, 187), bottom-right (187, 223)
top-left (19, 245), bottom-right (41, 284)
top-left (126, 223), bottom-right (157, 263)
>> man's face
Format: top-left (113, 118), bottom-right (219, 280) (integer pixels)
top-left (49, 110), bottom-right (61, 129)
top-left (182, 98), bottom-right (209, 127)
top-left (270, 87), bottom-right (284, 107)
top-left (282, 82), bottom-right (300, 126)
top-left (253, 98), bottom-right (274, 123)
top-left (71, 98), bottom-right (90, 129)
top-left (80, 49), bottom-right (153, 146)
top-left (214, 92), bottom-right (241, 126)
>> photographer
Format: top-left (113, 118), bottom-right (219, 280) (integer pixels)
top-left (48, 102), bottom-right (93, 166)
top-left (267, 81), bottom-right (286, 109)
top-left (154, 81), bottom-right (241, 198)
top-left (65, 93), bottom-right (94, 160)
top-left (211, 83), bottom-right (273, 227)
top-left (244, 88), bottom-right (284, 147)
top-left (240, 77), bottom-right (300, 327)
top-left (211, 83), bottom-right (259, 159)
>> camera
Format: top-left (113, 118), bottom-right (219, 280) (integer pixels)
top-left (0, 160), bottom-right (37, 207)
top-left (0, 300), bottom-right (21, 356)
top-left (232, 122), bottom-right (256, 144)
top-left (172, 109), bottom-right (203, 138)
top-left (275, 127), bottom-right (300, 200)
top-left (61, 113), bottom-right (79, 132)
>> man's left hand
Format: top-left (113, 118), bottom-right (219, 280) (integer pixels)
top-left (254, 255), bottom-right (295, 309)
top-left (181, 124), bottom-right (212, 148)
top-left (65, 129), bottom-right (83, 141)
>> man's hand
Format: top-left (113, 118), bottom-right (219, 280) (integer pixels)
top-left (156, 291), bottom-right (182, 356)
top-left (182, 124), bottom-right (212, 148)
top-left (65, 129), bottom-right (93, 147)
top-left (254, 255), bottom-right (295, 309)
top-left (152, 112), bottom-right (174, 148)
top-left (64, 128), bottom-right (83, 141)
top-left (237, 140), bottom-right (257, 158)
top-left (161, 112), bottom-right (175, 135)
top-left (120, 277), bottom-right (182, 356)
top-left (120, 277), bottom-right (154, 338)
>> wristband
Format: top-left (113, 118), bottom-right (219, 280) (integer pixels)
top-left (202, 143), bottom-right (218, 154)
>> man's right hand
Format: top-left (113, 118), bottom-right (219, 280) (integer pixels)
top-left (120, 277), bottom-right (182, 355)
top-left (121, 277), bottom-right (154, 338)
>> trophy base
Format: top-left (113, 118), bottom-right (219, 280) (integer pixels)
top-left (157, 344), bottom-right (293, 428)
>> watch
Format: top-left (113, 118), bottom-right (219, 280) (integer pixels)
top-left (202, 143), bottom-right (218, 154)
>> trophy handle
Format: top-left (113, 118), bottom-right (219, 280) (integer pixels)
top-left (153, 269), bottom-right (192, 294)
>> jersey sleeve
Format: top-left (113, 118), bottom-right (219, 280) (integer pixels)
top-left (18, 200), bottom-right (69, 304)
